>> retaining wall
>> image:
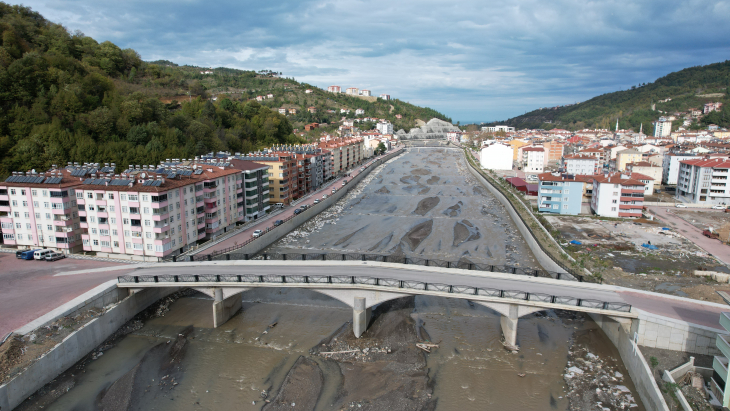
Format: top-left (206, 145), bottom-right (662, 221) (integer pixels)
top-left (211, 149), bottom-right (405, 258)
top-left (589, 313), bottom-right (670, 411)
top-left (462, 150), bottom-right (568, 274)
top-left (636, 310), bottom-right (727, 356)
top-left (0, 282), bottom-right (180, 411)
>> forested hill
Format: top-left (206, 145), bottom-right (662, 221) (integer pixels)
top-left (487, 60), bottom-right (730, 133)
top-left (0, 3), bottom-right (449, 179)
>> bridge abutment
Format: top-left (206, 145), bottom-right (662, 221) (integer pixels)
top-left (353, 297), bottom-right (371, 338)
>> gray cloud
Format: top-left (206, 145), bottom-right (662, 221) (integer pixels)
top-left (22, 0), bottom-right (730, 122)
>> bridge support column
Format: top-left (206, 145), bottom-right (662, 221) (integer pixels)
top-left (212, 288), bottom-right (242, 328)
top-left (353, 297), bottom-right (371, 338)
top-left (500, 305), bottom-right (520, 350)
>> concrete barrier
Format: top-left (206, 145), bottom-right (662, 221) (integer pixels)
top-left (0, 282), bottom-right (180, 411)
top-left (215, 149), bottom-right (405, 258)
top-left (636, 309), bottom-right (727, 356)
top-left (589, 313), bottom-right (670, 411)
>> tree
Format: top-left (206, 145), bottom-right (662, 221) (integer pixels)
top-left (375, 142), bottom-right (386, 155)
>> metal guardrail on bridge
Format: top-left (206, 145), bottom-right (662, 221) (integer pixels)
top-left (176, 251), bottom-right (590, 282)
top-left (117, 274), bottom-right (630, 313)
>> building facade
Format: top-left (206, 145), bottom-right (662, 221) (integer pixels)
top-left (522, 147), bottom-right (545, 173)
top-left (537, 173), bottom-right (584, 215)
top-left (676, 158), bottom-right (730, 205)
top-left (229, 159), bottom-right (271, 221)
top-left (591, 173), bottom-right (645, 218)
top-left (563, 154), bottom-right (599, 175)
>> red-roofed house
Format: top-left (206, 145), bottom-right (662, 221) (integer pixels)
top-left (677, 157), bottom-right (730, 205)
top-left (590, 173), bottom-right (646, 218)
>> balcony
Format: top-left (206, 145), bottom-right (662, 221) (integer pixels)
top-left (718, 333), bottom-right (730, 362)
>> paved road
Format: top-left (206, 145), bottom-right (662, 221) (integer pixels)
top-left (199, 147), bottom-right (404, 256)
top-left (0, 254), bottom-right (136, 336)
top-left (647, 206), bottom-right (730, 266)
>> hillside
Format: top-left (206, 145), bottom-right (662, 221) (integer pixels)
top-left (487, 60), bottom-right (730, 133)
top-left (0, 3), bottom-right (449, 179)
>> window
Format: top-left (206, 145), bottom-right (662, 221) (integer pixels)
top-left (27, 234), bottom-right (32, 241)
top-left (35, 212), bottom-right (40, 219)
top-left (2, 233), bottom-right (14, 240)
top-left (122, 206), bottom-right (128, 213)
top-left (108, 193), bottom-right (114, 200)
top-left (128, 195), bottom-right (138, 201)
top-left (11, 200), bottom-right (17, 207)
top-left (36, 224), bottom-right (42, 230)
top-left (91, 228), bottom-right (97, 234)
top-left (108, 206), bottom-right (115, 212)
top-left (20, 189), bottom-right (25, 195)
top-left (172, 239), bottom-right (176, 246)
top-left (33, 201), bottom-right (38, 207)
top-left (15, 223), bottom-right (21, 229)
top-left (121, 194), bottom-right (127, 201)
top-left (145, 220), bottom-right (151, 226)
top-left (16, 234), bottom-right (23, 240)
top-left (171, 228), bottom-right (175, 235)
top-left (100, 229), bottom-right (109, 236)
top-left (46, 224), bottom-right (52, 230)
top-left (112, 229), bottom-right (118, 236)
top-left (88, 205), bottom-right (95, 211)
top-left (10, 189), bottom-right (15, 195)
top-left (146, 244), bottom-right (153, 251)
top-left (612, 200), bottom-right (617, 204)
top-left (76, 192), bottom-right (83, 199)
top-left (611, 207), bottom-right (617, 211)
top-left (142, 195), bottom-right (149, 201)
top-left (133, 243), bottom-right (143, 250)
top-left (552, 204), bottom-right (558, 209)
top-left (129, 207), bottom-right (139, 214)
top-left (89, 216), bottom-right (96, 223)
top-left (42, 190), bottom-right (48, 197)
top-left (123, 218), bottom-right (129, 225)
top-left (110, 218), bottom-right (116, 224)
top-left (21, 200), bottom-right (27, 207)
top-left (125, 242), bottom-right (131, 249)
top-left (25, 223), bottom-right (31, 229)
top-left (87, 192), bottom-right (93, 199)
top-left (113, 241), bottom-right (119, 247)
top-left (124, 230), bottom-right (131, 237)
top-left (24, 212), bottom-right (29, 218)
top-left (564, 189), bottom-right (569, 194)
top-left (563, 204), bottom-right (568, 209)
top-left (46, 213), bottom-right (51, 219)
top-left (101, 240), bottom-right (110, 247)
top-left (145, 232), bottom-right (152, 239)
top-left (83, 239), bottom-right (90, 245)
top-left (143, 207), bottom-right (150, 214)
top-left (31, 190), bottom-right (37, 196)
top-left (93, 239), bottom-right (99, 246)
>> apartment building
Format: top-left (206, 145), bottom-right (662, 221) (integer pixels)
top-left (1, 169), bottom-right (85, 253)
top-left (578, 148), bottom-right (606, 165)
top-left (562, 154), bottom-right (599, 175)
top-left (626, 161), bottom-right (662, 188)
top-left (229, 159), bottom-right (271, 221)
top-left (345, 87), bottom-right (359, 95)
top-left (480, 143), bottom-right (514, 170)
top-left (662, 153), bottom-right (702, 185)
top-left (615, 149), bottom-right (643, 171)
top-left (327, 86), bottom-right (341, 93)
top-left (591, 173), bottom-right (646, 218)
top-left (376, 122), bottom-right (393, 135)
top-left (77, 163), bottom-right (242, 260)
top-left (521, 147), bottom-right (545, 173)
top-left (653, 117), bottom-right (673, 137)
top-left (318, 137), bottom-right (366, 177)
top-left (541, 141), bottom-right (565, 165)
top-left (676, 157), bottom-right (730, 205)
top-left (235, 152), bottom-right (297, 205)
top-left (537, 173), bottom-right (585, 215)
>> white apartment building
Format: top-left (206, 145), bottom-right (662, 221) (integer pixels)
top-left (563, 154), bottom-right (599, 175)
top-left (481, 125), bottom-right (515, 133)
top-left (376, 122), bottom-right (393, 135)
top-left (522, 147), bottom-right (545, 173)
top-left (662, 153), bottom-right (702, 185)
top-left (345, 87), bottom-right (359, 95)
top-left (653, 117), bottom-right (672, 137)
top-left (480, 144), bottom-right (513, 170)
top-left (676, 157), bottom-right (730, 205)
top-left (327, 86), bottom-right (341, 93)
top-left (361, 90), bottom-right (371, 96)
top-left (591, 173), bottom-right (646, 218)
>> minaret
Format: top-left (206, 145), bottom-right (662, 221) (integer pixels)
top-left (615, 119), bottom-right (619, 132)
top-left (639, 123), bottom-right (643, 134)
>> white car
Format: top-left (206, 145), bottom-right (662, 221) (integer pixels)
top-left (712, 205), bottom-right (726, 210)
top-left (675, 204), bottom-right (687, 208)
top-left (252, 229), bottom-right (263, 238)
top-left (313, 199), bottom-right (320, 204)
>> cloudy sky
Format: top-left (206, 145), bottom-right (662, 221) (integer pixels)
top-left (21, 0), bottom-right (730, 123)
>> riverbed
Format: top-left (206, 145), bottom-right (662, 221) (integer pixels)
top-left (265, 148), bottom-right (539, 268)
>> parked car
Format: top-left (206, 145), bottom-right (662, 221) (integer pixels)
top-left (294, 209), bottom-right (302, 215)
top-left (19, 250), bottom-right (39, 260)
top-left (313, 199), bottom-right (320, 204)
top-left (252, 229), bottom-right (263, 238)
top-left (34, 249), bottom-right (53, 260)
top-left (675, 203), bottom-right (687, 208)
top-left (300, 204), bottom-right (309, 210)
top-left (703, 230), bottom-right (720, 239)
top-left (342, 180), bottom-right (348, 186)
top-left (274, 202), bottom-right (284, 208)
top-left (15, 250), bottom-right (25, 259)
top-left (273, 220), bottom-right (283, 226)
top-left (322, 194), bottom-right (327, 199)
top-left (711, 205), bottom-right (726, 210)
top-left (331, 189), bottom-right (337, 194)
top-left (45, 251), bottom-right (66, 261)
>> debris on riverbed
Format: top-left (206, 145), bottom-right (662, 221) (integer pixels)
top-left (563, 345), bottom-right (638, 410)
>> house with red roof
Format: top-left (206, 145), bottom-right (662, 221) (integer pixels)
top-left (676, 157), bottom-right (730, 205)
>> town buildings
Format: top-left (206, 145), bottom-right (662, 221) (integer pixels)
top-left (376, 122), bottom-right (393, 135)
top-left (653, 117), bottom-right (673, 137)
top-left (327, 86), bottom-right (341, 93)
top-left (563, 154), bottom-right (599, 175)
top-left (228, 159), bottom-right (271, 221)
top-left (521, 147), bottom-right (546, 173)
top-left (317, 137), bottom-right (366, 178)
top-left (345, 87), bottom-right (359, 95)
top-left (626, 161), bottom-right (662, 188)
top-left (676, 157), bottom-right (730, 205)
top-left (614, 149), bottom-right (643, 171)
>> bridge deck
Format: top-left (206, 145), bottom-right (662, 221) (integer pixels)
top-left (117, 261), bottom-right (636, 318)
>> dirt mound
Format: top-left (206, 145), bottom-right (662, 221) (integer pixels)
top-left (262, 357), bottom-right (323, 411)
top-left (473, 186), bottom-right (488, 196)
top-left (0, 336), bottom-right (24, 379)
top-left (333, 226), bottom-right (369, 247)
top-left (443, 201), bottom-right (463, 217)
top-left (426, 176), bottom-right (440, 184)
top-left (453, 220), bottom-right (481, 247)
top-left (375, 186), bottom-right (391, 194)
top-left (411, 168), bottom-right (431, 176)
top-left (401, 220), bottom-right (433, 250)
top-left (413, 197), bottom-right (440, 216)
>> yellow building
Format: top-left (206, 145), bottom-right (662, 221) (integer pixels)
top-left (508, 139), bottom-right (529, 160)
top-left (615, 149), bottom-right (642, 171)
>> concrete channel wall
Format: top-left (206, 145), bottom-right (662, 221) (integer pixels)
top-left (460, 149), bottom-right (568, 274)
top-left (636, 310), bottom-right (727, 356)
top-left (590, 313), bottom-right (670, 411)
top-left (211, 148), bottom-right (405, 259)
top-left (0, 282), bottom-right (180, 411)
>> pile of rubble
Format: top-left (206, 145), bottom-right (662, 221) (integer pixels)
top-left (563, 346), bottom-right (638, 410)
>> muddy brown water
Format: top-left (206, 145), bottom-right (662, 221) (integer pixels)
top-left (18, 289), bottom-right (644, 410)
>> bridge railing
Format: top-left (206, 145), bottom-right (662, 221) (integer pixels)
top-left (117, 274), bottom-right (630, 313)
top-left (184, 251), bottom-right (588, 282)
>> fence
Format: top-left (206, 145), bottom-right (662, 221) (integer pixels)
top-left (117, 274), bottom-right (630, 313)
top-left (176, 251), bottom-right (592, 282)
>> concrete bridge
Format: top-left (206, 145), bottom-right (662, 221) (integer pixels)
top-left (117, 261), bottom-right (634, 349)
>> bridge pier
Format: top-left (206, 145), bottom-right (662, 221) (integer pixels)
top-left (353, 297), bottom-right (371, 338)
top-left (211, 288), bottom-right (243, 328)
top-left (476, 302), bottom-right (545, 350)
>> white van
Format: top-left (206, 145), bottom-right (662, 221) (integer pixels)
top-left (274, 202), bottom-right (284, 208)
top-left (34, 249), bottom-right (53, 260)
